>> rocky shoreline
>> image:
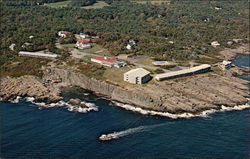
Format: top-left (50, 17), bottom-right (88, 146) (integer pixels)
top-left (0, 45), bottom-right (249, 116)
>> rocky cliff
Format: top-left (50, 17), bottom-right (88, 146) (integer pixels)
top-left (0, 76), bottom-right (62, 102)
top-left (41, 68), bottom-right (249, 114)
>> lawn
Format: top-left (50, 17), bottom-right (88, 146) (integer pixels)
top-left (81, 1), bottom-right (109, 9)
top-left (61, 43), bottom-right (75, 49)
top-left (136, 59), bottom-right (155, 67)
top-left (103, 67), bottom-right (133, 87)
top-left (44, 0), bottom-right (71, 8)
top-left (83, 44), bottom-right (111, 56)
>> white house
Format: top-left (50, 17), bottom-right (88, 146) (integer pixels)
top-left (129, 39), bottom-right (136, 45)
top-left (219, 60), bottom-right (232, 70)
top-left (79, 33), bottom-right (90, 39)
top-left (91, 56), bottom-right (126, 68)
top-left (126, 44), bottom-right (133, 50)
top-left (9, 43), bottom-right (16, 51)
top-left (76, 39), bottom-right (91, 49)
top-left (58, 31), bottom-right (71, 38)
top-left (215, 6), bottom-right (222, 10)
top-left (211, 41), bottom-right (220, 47)
top-left (21, 42), bottom-right (33, 48)
top-left (29, 35), bottom-right (34, 39)
top-left (124, 68), bottom-right (151, 84)
top-left (126, 39), bottom-right (136, 50)
top-left (232, 39), bottom-right (244, 43)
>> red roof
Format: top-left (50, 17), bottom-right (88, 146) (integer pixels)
top-left (77, 39), bottom-right (90, 43)
top-left (63, 31), bottom-right (71, 34)
top-left (93, 56), bottom-right (117, 63)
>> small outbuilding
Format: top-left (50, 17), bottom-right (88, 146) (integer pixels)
top-left (219, 60), bottom-right (232, 70)
top-left (58, 31), bottom-right (71, 38)
top-left (79, 33), bottom-right (90, 39)
top-left (9, 43), bottom-right (16, 51)
top-left (124, 68), bottom-right (151, 84)
top-left (76, 39), bottom-right (91, 49)
top-left (211, 41), bottom-right (220, 47)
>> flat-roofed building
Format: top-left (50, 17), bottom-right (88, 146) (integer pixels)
top-left (18, 51), bottom-right (59, 59)
top-left (124, 68), bottom-right (151, 84)
top-left (155, 64), bottom-right (211, 81)
top-left (219, 60), bottom-right (232, 70)
top-left (91, 56), bottom-right (126, 68)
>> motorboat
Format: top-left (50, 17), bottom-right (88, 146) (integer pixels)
top-left (99, 134), bottom-right (114, 141)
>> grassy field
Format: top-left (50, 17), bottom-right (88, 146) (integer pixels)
top-left (132, 0), bottom-right (170, 5)
top-left (103, 67), bottom-right (133, 87)
top-left (61, 43), bottom-right (75, 49)
top-left (81, 1), bottom-right (109, 9)
top-left (136, 59), bottom-right (155, 67)
top-left (44, 0), bottom-right (71, 8)
top-left (83, 44), bottom-right (111, 56)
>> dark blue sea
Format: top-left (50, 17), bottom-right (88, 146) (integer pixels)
top-left (1, 54), bottom-right (249, 159)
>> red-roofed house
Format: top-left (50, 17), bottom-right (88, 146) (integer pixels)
top-left (58, 31), bottom-right (71, 38)
top-left (76, 39), bottom-right (91, 49)
top-left (91, 56), bottom-right (127, 68)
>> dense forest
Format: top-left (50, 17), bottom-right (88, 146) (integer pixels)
top-left (0, 0), bottom-right (249, 75)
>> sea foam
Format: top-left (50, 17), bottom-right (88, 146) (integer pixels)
top-left (20, 96), bottom-right (98, 113)
top-left (112, 100), bottom-right (250, 119)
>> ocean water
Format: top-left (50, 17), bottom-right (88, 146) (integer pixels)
top-left (233, 54), bottom-right (250, 81)
top-left (233, 54), bottom-right (250, 68)
top-left (0, 54), bottom-right (250, 159)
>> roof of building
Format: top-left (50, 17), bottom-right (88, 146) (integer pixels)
top-left (125, 68), bottom-right (150, 77)
top-left (77, 39), bottom-right (90, 43)
top-left (155, 64), bottom-right (211, 80)
top-left (92, 56), bottom-right (117, 63)
top-left (19, 51), bottom-right (58, 58)
top-left (59, 31), bottom-right (71, 34)
top-left (222, 60), bottom-right (232, 65)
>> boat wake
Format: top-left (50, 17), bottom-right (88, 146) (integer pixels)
top-left (104, 123), bottom-right (168, 140)
top-left (112, 100), bottom-right (250, 119)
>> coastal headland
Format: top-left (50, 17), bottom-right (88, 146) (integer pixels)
top-left (0, 45), bottom-right (249, 115)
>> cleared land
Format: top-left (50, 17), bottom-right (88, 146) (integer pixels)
top-left (103, 67), bottom-right (134, 87)
top-left (136, 59), bottom-right (155, 67)
top-left (83, 44), bottom-right (111, 56)
top-left (61, 43), bottom-right (75, 49)
top-left (81, 1), bottom-right (109, 9)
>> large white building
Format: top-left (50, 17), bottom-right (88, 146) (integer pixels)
top-left (154, 64), bottom-right (211, 81)
top-left (124, 68), bottom-right (151, 84)
top-left (18, 51), bottom-right (59, 59)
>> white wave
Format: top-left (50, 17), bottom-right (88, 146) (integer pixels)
top-left (112, 101), bottom-right (250, 119)
top-left (23, 96), bottom-right (98, 113)
top-left (66, 101), bottom-right (98, 113)
top-left (10, 96), bottom-right (22, 103)
top-left (25, 97), bottom-right (35, 102)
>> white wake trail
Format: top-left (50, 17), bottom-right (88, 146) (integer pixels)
top-left (106, 123), bottom-right (168, 139)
